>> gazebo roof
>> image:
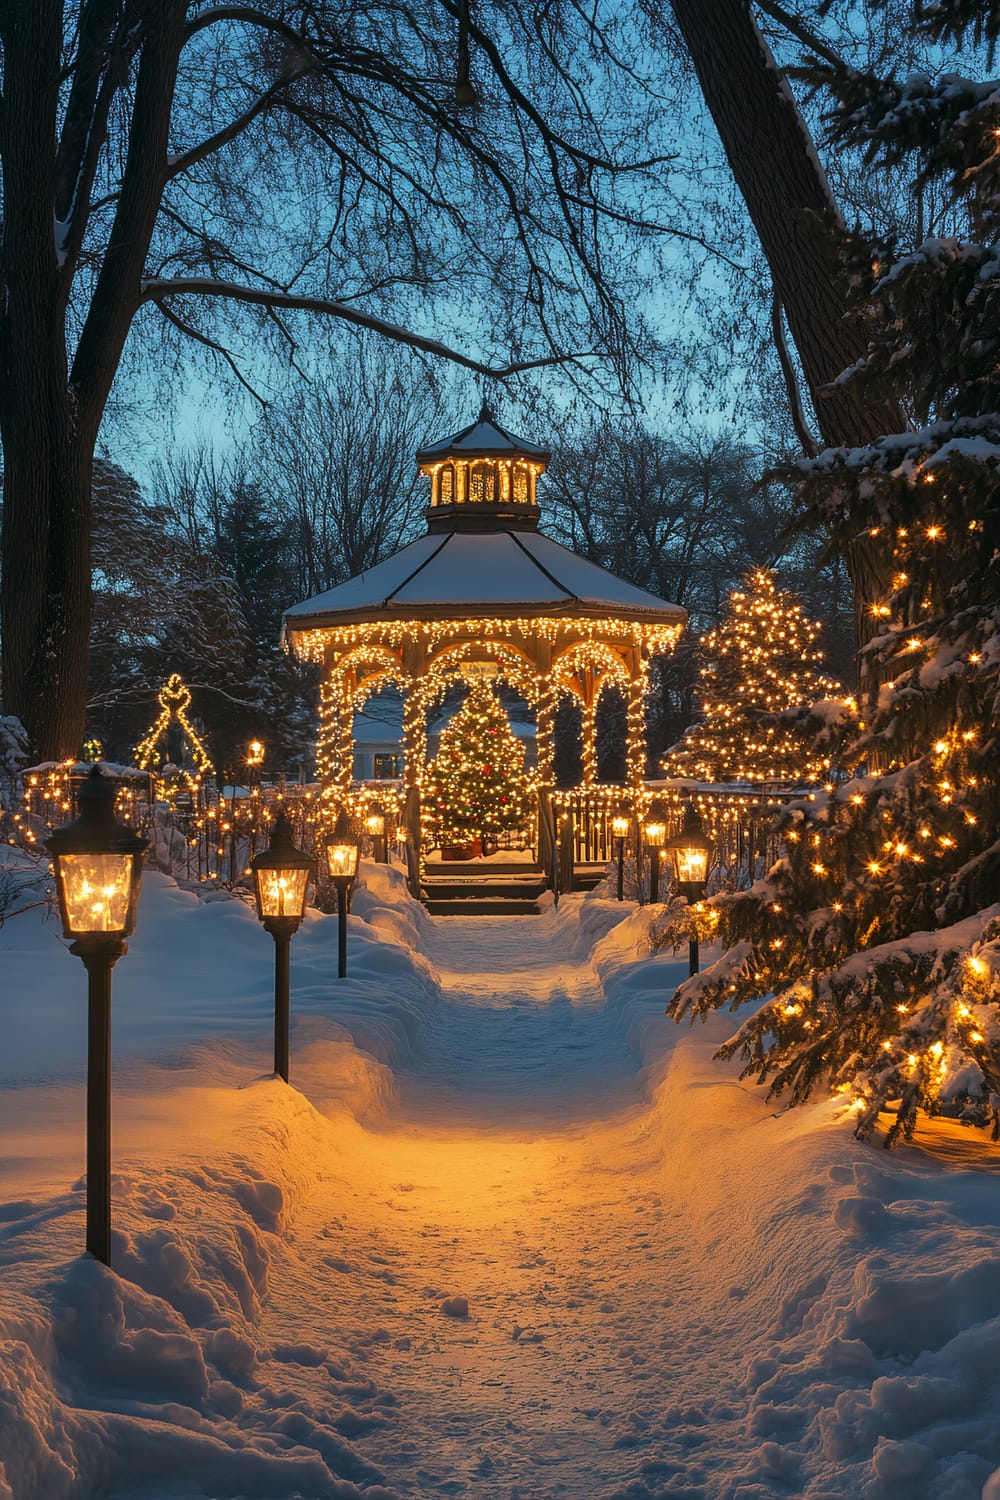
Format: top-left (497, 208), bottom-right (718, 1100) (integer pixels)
top-left (283, 527), bottom-right (685, 630)
top-left (415, 403), bottom-right (550, 464)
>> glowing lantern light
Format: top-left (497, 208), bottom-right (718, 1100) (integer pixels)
top-left (325, 810), bottom-right (360, 978)
top-left (251, 814), bottom-right (314, 1081)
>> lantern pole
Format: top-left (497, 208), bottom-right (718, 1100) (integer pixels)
top-left (79, 939), bottom-right (121, 1263)
top-left (337, 883), bottom-right (349, 977)
top-left (325, 810), bottom-right (360, 980)
top-left (268, 920), bottom-right (295, 1082)
top-left (251, 814), bottom-right (313, 1084)
top-left (47, 767), bottom-right (147, 1267)
top-left (612, 815), bottom-right (629, 903)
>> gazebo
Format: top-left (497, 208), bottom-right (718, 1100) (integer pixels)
top-left (282, 405), bottom-right (686, 892)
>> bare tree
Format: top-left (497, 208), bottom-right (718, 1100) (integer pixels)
top-left (0, 1), bottom-right (672, 757)
top-left (260, 343), bottom-right (441, 597)
top-left (544, 420), bottom-right (791, 622)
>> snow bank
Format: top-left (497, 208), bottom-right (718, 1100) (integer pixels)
top-left (4, 863), bottom-right (1000, 1499)
top-left (0, 1078), bottom-right (402, 1500)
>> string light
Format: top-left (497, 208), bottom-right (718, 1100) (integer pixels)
top-left (134, 674), bottom-right (213, 795)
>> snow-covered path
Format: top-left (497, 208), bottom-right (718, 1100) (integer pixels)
top-left (5, 867), bottom-right (1000, 1500)
top-left (262, 911), bottom-right (749, 1498)
top-left (394, 915), bottom-right (647, 1125)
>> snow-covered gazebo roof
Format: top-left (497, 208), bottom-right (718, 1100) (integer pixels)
top-left (284, 404), bottom-right (683, 631)
top-left (283, 527), bottom-right (684, 630)
top-left (414, 404), bottom-right (550, 463)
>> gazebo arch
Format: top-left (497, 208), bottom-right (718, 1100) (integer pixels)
top-left (283, 402), bottom-right (686, 895)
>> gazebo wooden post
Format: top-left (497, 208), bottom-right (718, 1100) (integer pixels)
top-left (336, 669), bottom-right (357, 799)
top-left (626, 647), bottom-right (649, 896)
top-left (401, 642), bottom-right (426, 895)
top-left (626, 649), bottom-right (647, 793)
top-left (316, 656), bottom-right (353, 815)
top-left (534, 640), bottom-right (556, 880)
top-left (580, 668), bottom-right (599, 790)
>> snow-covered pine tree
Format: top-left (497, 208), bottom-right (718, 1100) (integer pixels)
top-left (426, 683), bottom-right (533, 849)
top-left (662, 3), bottom-right (1000, 1146)
top-left (662, 569), bottom-right (844, 786)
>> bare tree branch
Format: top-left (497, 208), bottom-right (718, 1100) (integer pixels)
top-left (771, 288), bottom-right (820, 457)
top-left (753, 0), bottom-right (847, 69)
top-left (141, 275), bottom-right (597, 376)
top-left (153, 296), bottom-right (270, 406)
top-left (166, 71), bottom-right (308, 180)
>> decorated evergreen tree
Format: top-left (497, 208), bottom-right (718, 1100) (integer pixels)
top-left (427, 683), bottom-right (534, 848)
top-left (662, 569), bottom-right (844, 785)
top-left (660, 3), bottom-right (1000, 1146)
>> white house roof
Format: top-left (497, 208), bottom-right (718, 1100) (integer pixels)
top-left (283, 528), bottom-right (685, 631)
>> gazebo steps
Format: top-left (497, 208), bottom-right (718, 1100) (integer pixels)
top-left (423, 896), bottom-right (544, 916)
top-left (422, 875), bottom-right (548, 902)
top-left (421, 869), bottom-right (548, 915)
top-left (572, 865), bottom-right (608, 891)
top-left (429, 860), bottom-right (540, 878)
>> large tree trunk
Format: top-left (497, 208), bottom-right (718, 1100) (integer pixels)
top-left (0, 0), bottom-right (186, 759)
top-left (670, 0), bottom-right (902, 663)
top-left (0, 1), bottom-right (89, 757)
top-left (1, 403), bottom-right (93, 760)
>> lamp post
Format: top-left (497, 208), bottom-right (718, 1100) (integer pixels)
top-left (326, 811), bottom-right (360, 979)
top-left (643, 820), bottom-right (666, 904)
top-left (665, 805), bottom-right (714, 975)
top-left (47, 766), bottom-right (148, 1265)
top-left (365, 810), bottom-right (386, 864)
top-left (251, 814), bottom-right (313, 1083)
top-left (612, 815), bottom-right (629, 902)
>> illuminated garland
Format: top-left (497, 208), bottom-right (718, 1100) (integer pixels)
top-left (134, 674), bottom-right (213, 793)
top-left (290, 614), bottom-right (682, 664)
top-left (304, 616), bottom-right (678, 803)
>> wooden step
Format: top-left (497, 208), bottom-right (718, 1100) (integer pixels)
top-left (428, 860), bottom-right (542, 878)
top-left (423, 897), bottom-right (544, 916)
top-left (421, 876), bottom-right (548, 901)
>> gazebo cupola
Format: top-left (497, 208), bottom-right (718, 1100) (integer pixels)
top-left (416, 402), bottom-right (550, 533)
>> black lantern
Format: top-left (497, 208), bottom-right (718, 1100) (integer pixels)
top-left (364, 809), bottom-right (386, 864)
top-left (47, 766), bottom-right (148, 1265)
top-left (665, 805), bottom-right (714, 974)
top-left (643, 819), bottom-right (666, 904)
top-left (325, 810), bottom-right (360, 978)
top-left (251, 814), bottom-right (313, 1082)
top-left (665, 805), bottom-right (713, 896)
top-left (611, 815), bottom-right (629, 903)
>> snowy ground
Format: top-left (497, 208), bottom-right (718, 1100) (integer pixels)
top-left (2, 859), bottom-right (1000, 1500)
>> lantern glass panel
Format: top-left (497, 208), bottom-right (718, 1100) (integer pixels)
top-left (326, 842), bottom-right (358, 879)
top-left (644, 821), bottom-right (666, 843)
top-left (255, 866), bottom-right (309, 919)
top-left (58, 852), bottom-right (134, 934)
top-left (612, 816), bottom-right (629, 838)
top-left (365, 814), bottom-right (385, 836)
top-left (675, 845), bottom-right (709, 885)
